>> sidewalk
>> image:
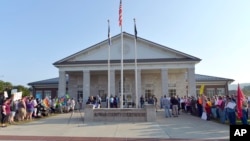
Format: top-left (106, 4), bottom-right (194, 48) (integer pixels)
top-left (0, 110), bottom-right (229, 141)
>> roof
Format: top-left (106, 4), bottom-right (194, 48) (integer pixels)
top-left (53, 32), bottom-right (201, 66)
top-left (195, 74), bottom-right (234, 82)
top-left (28, 77), bottom-right (61, 85)
top-left (28, 74), bottom-right (234, 86)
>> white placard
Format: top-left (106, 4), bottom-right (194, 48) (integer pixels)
top-left (4, 91), bottom-right (8, 98)
top-left (13, 92), bottom-right (22, 101)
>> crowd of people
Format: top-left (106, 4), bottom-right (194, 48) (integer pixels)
top-left (86, 95), bottom-right (102, 108)
top-left (1, 95), bottom-right (77, 127)
top-left (85, 95), bottom-right (122, 108)
top-left (2, 92), bottom-right (249, 127)
top-left (159, 94), bottom-right (249, 125)
top-left (1, 95), bottom-right (38, 127)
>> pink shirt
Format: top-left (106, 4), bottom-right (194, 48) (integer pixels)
top-left (2, 103), bottom-right (11, 115)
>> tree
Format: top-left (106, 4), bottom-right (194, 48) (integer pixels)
top-left (0, 80), bottom-right (13, 104)
top-left (0, 80), bottom-right (4, 92)
top-left (243, 85), bottom-right (250, 96)
top-left (0, 80), bottom-right (13, 93)
top-left (0, 80), bottom-right (30, 98)
top-left (14, 85), bottom-right (31, 97)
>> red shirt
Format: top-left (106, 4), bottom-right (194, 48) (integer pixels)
top-left (5, 103), bottom-right (11, 114)
top-left (2, 103), bottom-right (11, 115)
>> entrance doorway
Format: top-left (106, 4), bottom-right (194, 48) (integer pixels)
top-left (122, 92), bottom-right (133, 108)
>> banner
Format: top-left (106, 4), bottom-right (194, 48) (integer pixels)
top-left (199, 84), bottom-right (205, 95)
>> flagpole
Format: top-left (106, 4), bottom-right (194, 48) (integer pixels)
top-left (107, 20), bottom-right (111, 109)
top-left (119, 0), bottom-right (123, 109)
top-left (134, 18), bottom-right (138, 108)
top-left (121, 27), bottom-right (123, 109)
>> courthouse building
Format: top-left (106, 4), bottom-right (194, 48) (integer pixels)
top-left (28, 32), bottom-right (234, 107)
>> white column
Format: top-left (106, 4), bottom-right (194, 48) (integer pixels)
top-left (58, 70), bottom-right (66, 98)
top-left (137, 69), bottom-right (141, 108)
top-left (161, 68), bottom-right (168, 96)
top-left (187, 68), bottom-right (196, 97)
top-left (83, 70), bottom-right (90, 107)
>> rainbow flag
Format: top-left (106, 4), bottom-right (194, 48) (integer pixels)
top-left (43, 98), bottom-right (50, 108)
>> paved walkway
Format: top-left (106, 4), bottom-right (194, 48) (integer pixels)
top-left (0, 110), bottom-right (229, 141)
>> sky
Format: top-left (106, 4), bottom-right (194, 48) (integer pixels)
top-left (0, 0), bottom-right (250, 87)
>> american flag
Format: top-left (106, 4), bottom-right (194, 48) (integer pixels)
top-left (134, 19), bottom-right (137, 39)
top-left (119, 0), bottom-right (122, 26)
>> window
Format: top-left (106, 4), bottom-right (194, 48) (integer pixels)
top-left (35, 91), bottom-right (42, 100)
top-left (217, 88), bottom-right (225, 95)
top-left (77, 91), bottom-right (83, 102)
top-left (44, 90), bottom-right (51, 99)
top-left (145, 89), bottom-right (154, 102)
top-left (168, 89), bottom-right (176, 97)
top-left (98, 90), bottom-right (106, 102)
top-left (118, 77), bottom-right (130, 93)
top-left (168, 83), bottom-right (176, 97)
top-left (206, 88), bottom-right (215, 97)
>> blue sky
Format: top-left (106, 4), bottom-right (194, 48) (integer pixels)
top-left (0, 0), bottom-right (249, 87)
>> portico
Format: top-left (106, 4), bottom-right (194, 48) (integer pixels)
top-left (54, 32), bottom-right (200, 108)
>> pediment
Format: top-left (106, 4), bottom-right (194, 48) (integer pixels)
top-left (53, 32), bottom-right (200, 65)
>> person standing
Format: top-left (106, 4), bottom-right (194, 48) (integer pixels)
top-left (17, 97), bottom-right (27, 121)
top-left (140, 95), bottom-right (145, 108)
top-left (180, 96), bottom-right (185, 112)
top-left (241, 96), bottom-right (249, 125)
top-left (26, 97), bottom-right (34, 120)
top-left (78, 96), bottom-right (83, 110)
top-left (197, 96), bottom-right (203, 117)
top-left (148, 96), bottom-right (154, 105)
top-left (70, 98), bottom-right (75, 112)
top-left (31, 97), bottom-right (37, 117)
top-left (217, 96), bottom-right (226, 124)
top-left (162, 95), bottom-right (171, 118)
top-left (205, 98), bottom-right (212, 120)
top-left (113, 95), bottom-right (118, 108)
top-left (110, 95), bottom-right (114, 108)
top-left (1, 99), bottom-right (9, 127)
top-left (225, 97), bottom-right (236, 125)
top-left (95, 95), bottom-right (101, 108)
top-left (185, 97), bottom-right (191, 114)
top-left (153, 96), bottom-right (158, 112)
top-left (170, 95), bottom-right (179, 117)
top-left (160, 96), bottom-right (164, 109)
top-left (9, 97), bottom-right (17, 124)
top-left (211, 96), bottom-right (217, 119)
